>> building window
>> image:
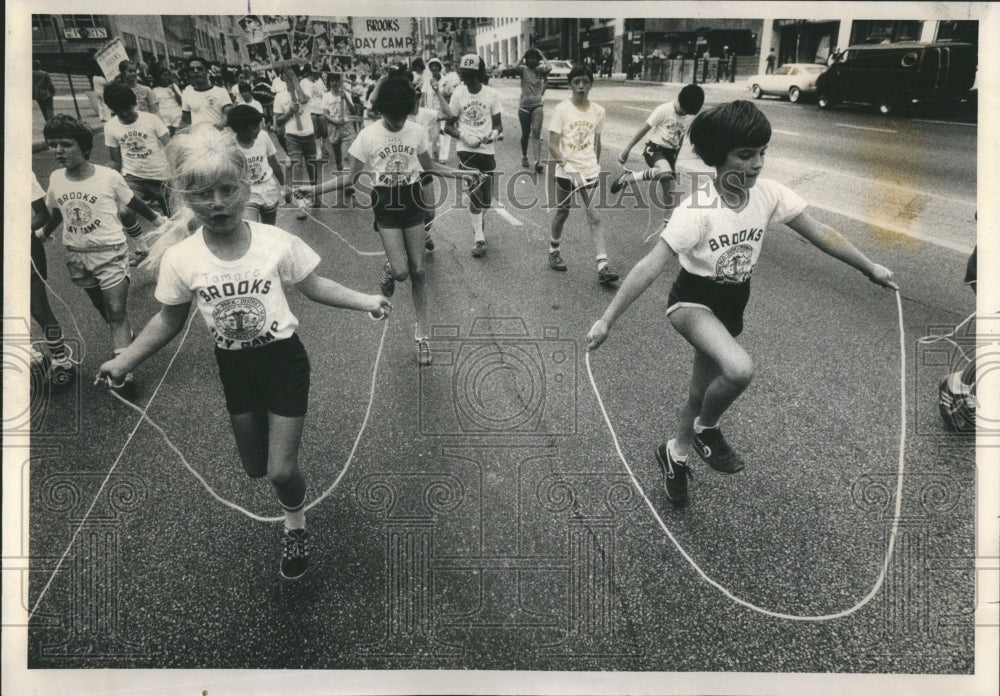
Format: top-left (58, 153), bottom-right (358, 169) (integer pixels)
top-left (851, 20), bottom-right (923, 45)
top-left (122, 32), bottom-right (137, 50)
top-left (937, 20), bottom-right (978, 44)
top-left (31, 14), bottom-right (57, 40)
top-left (62, 14), bottom-right (104, 29)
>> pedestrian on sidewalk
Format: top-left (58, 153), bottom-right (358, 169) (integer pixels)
top-left (765, 49), bottom-right (776, 74)
top-left (587, 100), bottom-right (897, 508)
top-left (114, 60), bottom-right (159, 116)
top-left (546, 64), bottom-right (619, 285)
top-left (96, 125), bottom-right (390, 580)
top-left (33, 60), bottom-right (56, 121)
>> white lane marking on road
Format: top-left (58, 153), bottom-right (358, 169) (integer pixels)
top-left (809, 201), bottom-right (974, 254)
top-left (495, 206), bottom-right (523, 226)
top-left (772, 129), bottom-right (800, 136)
top-left (910, 118), bottom-right (977, 127)
top-left (622, 105), bottom-right (650, 112)
top-left (836, 123), bottom-right (897, 134)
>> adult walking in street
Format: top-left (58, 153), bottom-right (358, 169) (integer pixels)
top-left (33, 60), bottom-right (56, 121)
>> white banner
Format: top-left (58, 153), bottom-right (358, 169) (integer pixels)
top-left (350, 17), bottom-right (414, 55)
top-left (94, 37), bottom-right (130, 80)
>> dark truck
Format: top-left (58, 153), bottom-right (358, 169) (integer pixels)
top-left (815, 41), bottom-right (977, 115)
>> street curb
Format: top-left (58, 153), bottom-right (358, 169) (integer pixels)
top-left (32, 124), bottom-right (104, 154)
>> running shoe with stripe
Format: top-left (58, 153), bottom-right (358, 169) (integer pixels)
top-left (693, 425), bottom-right (746, 473)
top-left (416, 338), bottom-right (433, 366)
top-left (656, 442), bottom-right (692, 507)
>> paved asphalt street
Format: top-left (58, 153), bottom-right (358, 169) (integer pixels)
top-left (20, 78), bottom-right (980, 678)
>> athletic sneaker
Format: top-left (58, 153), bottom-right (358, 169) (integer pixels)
top-left (548, 249), bottom-right (567, 271)
top-left (472, 240), bottom-right (487, 258)
top-left (521, 156), bottom-right (530, 168)
top-left (656, 442), bottom-right (692, 507)
top-left (534, 162), bottom-right (544, 173)
top-left (416, 338), bottom-right (433, 366)
top-left (379, 260), bottom-right (396, 297)
top-left (128, 250), bottom-right (148, 267)
top-left (279, 528), bottom-right (310, 580)
top-left (693, 425), bottom-right (746, 473)
top-left (597, 265), bottom-right (620, 284)
top-left (610, 170), bottom-right (633, 194)
top-left (424, 234), bottom-right (435, 253)
top-left (49, 351), bottom-right (78, 391)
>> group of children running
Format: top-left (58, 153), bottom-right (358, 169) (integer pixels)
top-left (31, 48), bottom-right (897, 580)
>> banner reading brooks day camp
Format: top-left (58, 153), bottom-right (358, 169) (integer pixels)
top-left (350, 17), bottom-right (415, 55)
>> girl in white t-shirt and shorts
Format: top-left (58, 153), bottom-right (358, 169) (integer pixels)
top-left (97, 125), bottom-right (390, 580)
top-left (300, 76), bottom-right (478, 366)
top-left (227, 104), bottom-right (286, 225)
top-left (588, 100), bottom-right (897, 508)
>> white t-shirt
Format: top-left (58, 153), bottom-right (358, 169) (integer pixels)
top-left (410, 107), bottom-right (441, 130)
top-left (181, 85), bottom-right (232, 126)
top-left (300, 77), bottom-right (325, 115)
top-left (646, 101), bottom-right (689, 150)
top-left (449, 84), bottom-right (502, 155)
top-left (320, 91), bottom-right (352, 123)
top-left (348, 120), bottom-right (428, 187)
top-left (103, 111), bottom-right (171, 180)
top-left (548, 99), bottom-right (605, 181)
top-left (237, 130), bottom-right (280, 207)
top-left (45, 165), bottom-right (134, 249)
top-left (152, 85), bottom-right (183, 125)
top-left (234, 97), bottom-right (265, 114)
top-left (155, 222), bottom-right (320, 350)
top-left (660, 178), bottom-right (808, 284)
top-left (273, 90), bottom-right (314, 137)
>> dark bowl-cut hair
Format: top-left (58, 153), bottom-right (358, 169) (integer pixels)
top-left (688, 100), bottom-right (771, 167)
top-left (678, 83), bottom-right (705, 115)
top-left (567, 64), bottom-right (594, 84)
top-left (42, 114), bottom-right (94, 157)
top-left (226, 104), bottom-right (264, 132)
top-left (103, 81), bottom-right (138, 111)
top-left (372, 75), bottom-right (418, 119)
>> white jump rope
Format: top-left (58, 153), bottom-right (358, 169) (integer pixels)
top-left (586, 288), bottom-right (907, 621)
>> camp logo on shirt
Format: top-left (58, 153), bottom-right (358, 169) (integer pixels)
top-left (715, 243), bottom-right (754, 284)
top-left (461, 102), bottom-right (488, 127)
top-left (122, 133), bottom-right (153, 159)
top-left (213, 296), bottom-right (266, 341)
top-left (564, 121), bottom-right (594, 151)
top-left (64, 200), bottom-right (95, 228)
top-left (246, 156), bottom-right (266, 183)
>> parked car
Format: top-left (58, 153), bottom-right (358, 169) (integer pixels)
top-left (546, 60), bottom-right (573, 87)
top-left (748, 63), bottom-right (826, 103)
top-left (499, 64), bottom-right (520, 79)
top-left (814, 41), bottom-right (977, 115)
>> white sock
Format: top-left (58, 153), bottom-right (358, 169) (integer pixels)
top-left (471, 211), bottom-right (485, 242)
top-left (596, 255), bottom-right (608, 270)
top-left (283, 507), bottom-right (306, 531)
top-left (667, 438), bottom-right (688, 462)
top-left (694, 417), bottom-right (717, 433)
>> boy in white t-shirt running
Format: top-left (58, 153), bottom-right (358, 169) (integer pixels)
top-left (588, 101), bottom-right (897, 507)
top-left (546, 64), bottom-right (618, 285)
top-left (612, 83), bottom-right (705, 222)
top-left (38, 115), bottom-right (168, 398)
top-left (227, 104), bottom-right (287, 226)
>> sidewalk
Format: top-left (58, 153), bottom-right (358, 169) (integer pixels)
top-left (31, 91), bottom-right (106, 153)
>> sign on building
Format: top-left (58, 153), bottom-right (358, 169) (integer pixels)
top-left (351, 17), bottom-right (415, 54)
top-left (94, 38), bottom-right (130, 79)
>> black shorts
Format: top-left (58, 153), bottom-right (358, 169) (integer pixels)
top-left (666, 268), bottom-right (751, 337)
top-left (372, 182), bottom-right (426, 230)
top-left (642, 142), bottom-right (679, 172)
top-left (31, 233), bottom-right (47, 280)
top-left (457, 151), bottom-right (496, 173)
top-left (554, 175), bottom-right (598, 207)
top-left (214, 334), bottom-right (310, 417)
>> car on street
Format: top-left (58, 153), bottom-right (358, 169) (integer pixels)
top-left (815, 41), bottom-right (978, 115)
top-left (749, 63), bottom-right (826, 103)
top-left (546, 60), bottom-right (573, 87)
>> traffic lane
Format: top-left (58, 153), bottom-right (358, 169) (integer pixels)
top-left (26, 126), bottom-right (974, 670)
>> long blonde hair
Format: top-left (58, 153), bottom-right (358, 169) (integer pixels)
top-left (138, 125), bottom-right (249, 277)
